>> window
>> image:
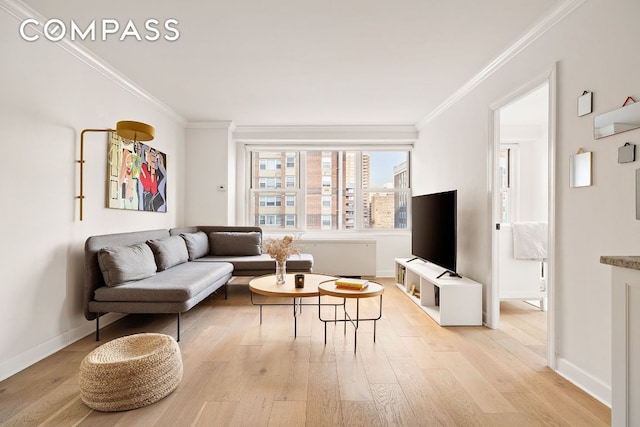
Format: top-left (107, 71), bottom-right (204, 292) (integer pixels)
top-left (259, 195), bottom-right (281, 207)
top-left (499, 145), bottom-right (519, 223)
top-left (259, 214), bottom-right (281, 225)
top-left (259, 158), bottom-right (281, 170)
top-left (249, 150), bottom-right (410, 230)
top-left (286, 175), bottom-right (295, 188)
top-left (322, 157), bottom-right (331, 170)
top-left (322, 195), bottom-right (331, 208)
top-left (259, 177), bottom-right (281, 189)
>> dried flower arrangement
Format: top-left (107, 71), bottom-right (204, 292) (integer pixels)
top-left (261, 235), bottom-right (299, 264)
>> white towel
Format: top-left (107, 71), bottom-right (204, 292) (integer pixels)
top-left (512, 222), bottom-right (547, 260)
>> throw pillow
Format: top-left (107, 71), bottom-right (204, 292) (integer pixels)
top-left (180, 231), bottom-right (209, 261)
top-left (147, 236), bottom-right (189, 271)
top-left (209, 231), bottom-right (261, 256)
top-left (98, 243), bottom-right (157, 287)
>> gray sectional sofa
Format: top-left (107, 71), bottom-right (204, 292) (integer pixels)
top-left (84, 226), bottom-right (313, 341)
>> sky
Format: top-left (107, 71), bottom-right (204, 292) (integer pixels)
top-left (366, 151), bottom-right (407, 188)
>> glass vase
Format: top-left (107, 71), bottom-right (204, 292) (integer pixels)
top-left (275, 260), bottom-right (286, 285)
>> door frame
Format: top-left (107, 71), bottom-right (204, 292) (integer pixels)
top-left (486, 63), bottom-right (557, 369)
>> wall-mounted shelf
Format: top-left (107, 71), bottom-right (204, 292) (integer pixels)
top-left (395, 258), bottom-right (482, 326)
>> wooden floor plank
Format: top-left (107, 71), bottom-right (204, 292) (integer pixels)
top-left (305, 362), bottom-right (342, 427)
top-left (334, 351), bottom-right (373, 401)
top-left (420, 368), bottom-right (485, 426)
top-left (193, 401), bottom-right (238, 426)
top-left (435, 351), bottom-right (517, 414)
top-left (340, 401), bottom-right (383, 427)
top-left (39, 394), bottom-right (92, 426)
top-left (370, 383), bottom-right (417, 425)
top-left (388, 356), bottom-right (459, 425)
top-left (268, 401), bottom-right (307, 427)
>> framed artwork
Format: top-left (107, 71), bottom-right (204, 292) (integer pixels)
top-left (107, 132), bottom-right (167, 212)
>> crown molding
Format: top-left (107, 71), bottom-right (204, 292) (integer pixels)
top-left (415, 0), bottom-right (587, 130)
top-left (0, 0), bottom-right (187, 126)
top-left (234, 125), bottom-right (417, 133)
top-left (187, 121), bottom-right (235, 129)
top-left (233, 125), bottom-right (418, 144)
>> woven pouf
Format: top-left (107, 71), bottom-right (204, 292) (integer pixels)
top-left (79, 333), bottom-right (183, 412)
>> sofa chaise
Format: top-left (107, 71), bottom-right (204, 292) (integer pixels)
top-left (84, 226), bottom-right (313, 341)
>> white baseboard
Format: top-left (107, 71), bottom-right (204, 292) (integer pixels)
top-left (376, 269), bottom-right (394, 278)
top-left (0, 313), bottom-right (124, 382)
top-left (555, 356), bottom-right (611, 407)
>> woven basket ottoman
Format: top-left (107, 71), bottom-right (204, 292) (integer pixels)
top-left (79, 333), bottom-right (183, 412)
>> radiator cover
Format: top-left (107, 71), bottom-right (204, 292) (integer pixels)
top-left (299, 239), bottom-right (376, 277)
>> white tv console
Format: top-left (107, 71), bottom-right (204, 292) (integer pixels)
top-left (395, 258), bottom-right (482, 326)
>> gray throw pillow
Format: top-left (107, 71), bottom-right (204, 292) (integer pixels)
top-left (147, 236), bottom-right (189, 271)
top-left (98, 243), bottom-right (157, 287)
top-left (180, 231), bottom-right (209, 260)
top-left (209, 231), bottom-right (261, 256)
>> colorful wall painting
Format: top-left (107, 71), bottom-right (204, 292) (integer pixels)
top-left (107, 132), bottom-right (167, 212)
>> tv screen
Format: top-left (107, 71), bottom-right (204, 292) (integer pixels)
top-left (411, 190), bottom-right (457, 274)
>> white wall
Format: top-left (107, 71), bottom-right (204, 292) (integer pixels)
top-left (0, 9), bottom-right (186, 381)
top-left (413, 0), bottom-right (640, 404)
top-left (184, 122), bottom-right (234, 226)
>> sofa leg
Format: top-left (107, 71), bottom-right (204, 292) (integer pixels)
top-left (177, 313), bottom-right (181, 342)
top-left (95, 315), bottom-right (100, 341)
top-left (224, 284), bottom-right (228, 300)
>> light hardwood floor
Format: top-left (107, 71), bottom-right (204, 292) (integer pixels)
top-left (0, 279), bottom-right (610, 426)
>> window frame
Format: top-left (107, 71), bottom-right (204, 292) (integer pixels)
top-left (248, 148), bottom-right (411, 232)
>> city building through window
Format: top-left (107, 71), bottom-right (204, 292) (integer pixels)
top-left (249, 150), bottom-right (409, 231)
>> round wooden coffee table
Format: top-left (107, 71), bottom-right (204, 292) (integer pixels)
top-left (317, 280), bottom-right (384, 353)
top-left (249, 273), bottom-right (338, 337)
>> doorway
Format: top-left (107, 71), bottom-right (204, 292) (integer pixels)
top-left (488, 66), bottom-right (556, 368)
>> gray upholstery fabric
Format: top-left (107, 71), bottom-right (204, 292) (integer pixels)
top-left (94, 262), bottom-right (233, 302)
top-left (147, 236), bottom-right (189, 271)
top-left (180, 231), bottom-right (209, 261)
top-left (84, 226), bottom-right (313, 324)
top-left (209, 231), bottom-right (261, 256)
top-left (85, 229), bottom-right (170, 320)
top-left (97, 243), bottom-right (157, 287)
top-left (170, 226), bottom-right (262, 237)
top-left (194, 253), bottom-right (313, 276)
top-left (88, 267), bottom-right (231, 315)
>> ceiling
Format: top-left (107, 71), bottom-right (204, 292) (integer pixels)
top-left (22, 0), bottom-right (560, 126)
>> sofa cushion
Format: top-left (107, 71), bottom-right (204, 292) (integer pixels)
top-left (93, 262), bottom-right (234, 302)
top-left (147, 236), bottom-right (189, 271)
top-left (97, 243), bottom-right (157, 287)
top-left (180, 231), bottom-right (209, 261)
top-left (209, 232), bottom-right (261, 256)
top-left (194, 253), bottom-right (313, 275)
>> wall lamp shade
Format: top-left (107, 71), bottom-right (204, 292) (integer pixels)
top-left (116, 121), bottom-right (154, 141)
top-left (77, 120), bottom-right (155, 221)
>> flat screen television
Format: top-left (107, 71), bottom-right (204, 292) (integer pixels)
top-left (410, 190), bottom-right (458, 277)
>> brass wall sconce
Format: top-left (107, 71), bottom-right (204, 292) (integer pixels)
top-left (77, 120), bottom-right (154, 220)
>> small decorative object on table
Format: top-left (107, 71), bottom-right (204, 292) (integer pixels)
top-left (335, 278), bottom-right (369, 290)
top-left (262, 235), bottom-right (299, 285)
top-left (295, 274), bottom-right (305, 288)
